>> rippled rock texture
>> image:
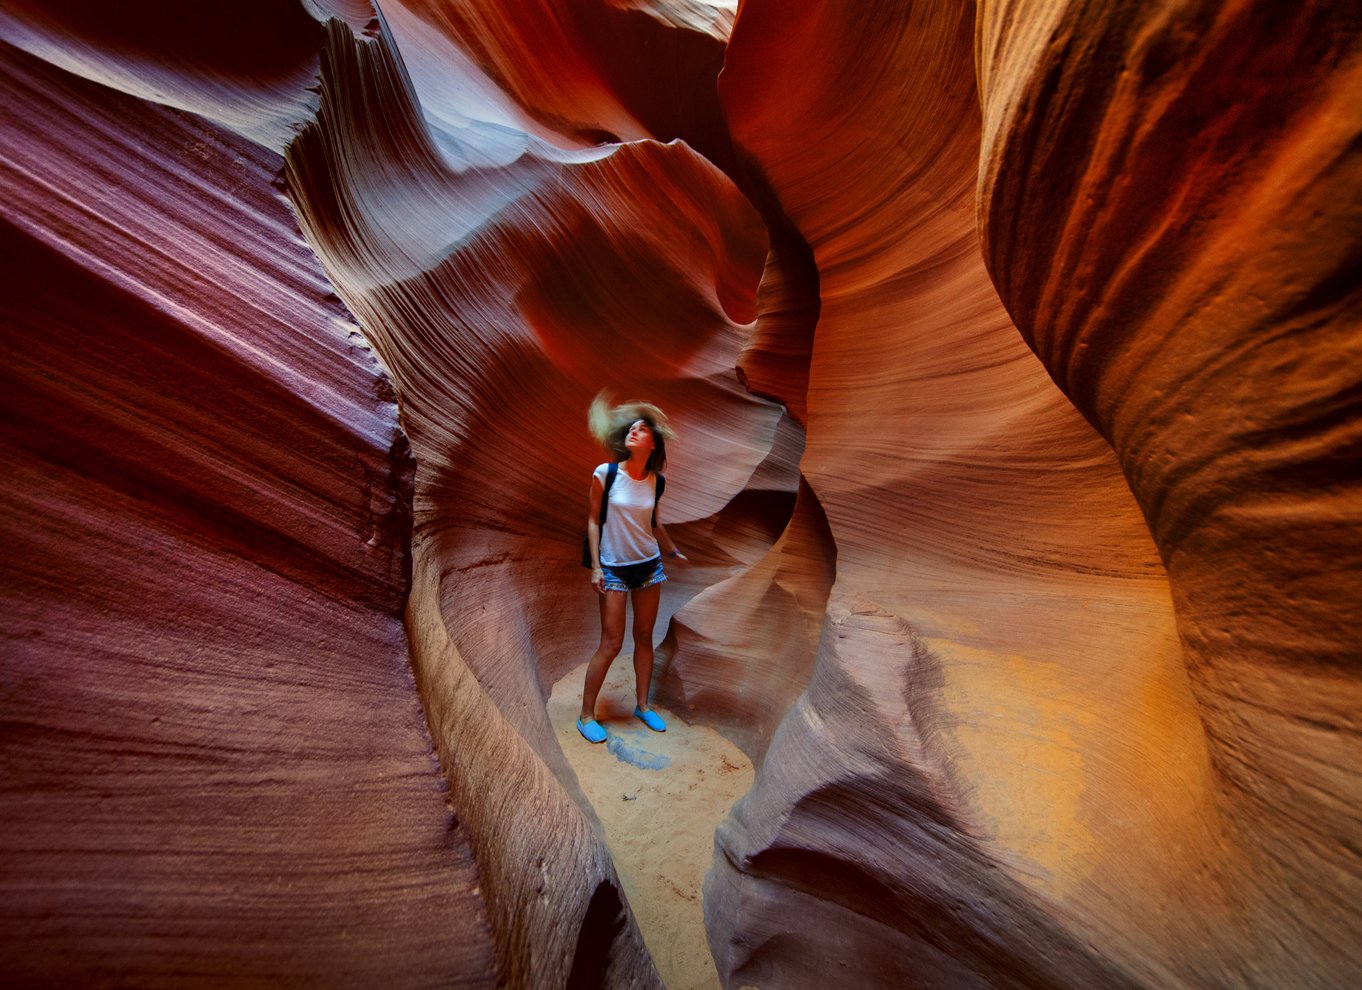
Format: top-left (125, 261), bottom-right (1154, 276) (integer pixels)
top-left (2, 0), bottom-right (1359, 987)
top-left (0, 8), bottom-right (495, 982)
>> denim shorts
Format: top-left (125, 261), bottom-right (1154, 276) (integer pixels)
top-left (601, 557), bottom-right (666, 592)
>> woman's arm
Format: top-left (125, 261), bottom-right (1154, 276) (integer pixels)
top-left (587, 475), bottom-right (606, 592)
top-left (653, 522), bottom-right (687, 562)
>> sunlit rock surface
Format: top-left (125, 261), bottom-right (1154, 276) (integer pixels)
top-left (708, 2), bottom-right (1201, 986)
top-left (977, 1), bottom-right (1362, 983)
top-left (2, 0), bottom-right (1359, 987)
top-left (703, 1), bottom-right (1361, 988)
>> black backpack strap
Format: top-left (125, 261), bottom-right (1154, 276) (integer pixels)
top-left (584, 463), bottom-right (621, 569)
top-left (600, 462), bottom-right (619, 528)
top-left (651, 472), bottom-right (665, 528)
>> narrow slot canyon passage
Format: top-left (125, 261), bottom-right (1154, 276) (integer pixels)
top-left (3, 1), bottom-right (1359, 988)
top-left (273, 8), bottom-right (800, 984)
top-left (548, 659), bottom-right (754, 990)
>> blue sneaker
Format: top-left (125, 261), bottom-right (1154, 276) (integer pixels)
top-left (576, 718), bottom-right (607, 744)
top-left (634, 706), bottom-right (666, 732)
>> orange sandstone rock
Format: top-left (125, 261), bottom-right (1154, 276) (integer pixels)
top-left (699, 0), bottom-right (1361, 987)
top-left (979, 1), bottom-right (1362, 982)
top-left (4, 0), bottom-right (1359, 987)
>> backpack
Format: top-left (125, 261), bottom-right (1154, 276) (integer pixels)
top-left (581, 463), bottom-right (666, 567)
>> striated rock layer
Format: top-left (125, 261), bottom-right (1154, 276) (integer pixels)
top-left (699, 0), bottom-right (1362, 987)
top-left (2, 0), bottom-right (799, 982)
top-left (0, 30), bottom-right (495, 985)
top-left (705, 2), bottom-right (1198, 986)
top-left (3, 0), bottom-right (1359, 986)
top-left (283, 10), bottom-right (796, 984)
top-left (977, 0), bottom-right (1362, 982)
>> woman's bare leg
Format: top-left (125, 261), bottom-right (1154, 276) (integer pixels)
top-left (630, 582), bottom-right (663, 711)
top-left (581, 590), bottom-right (627, 721)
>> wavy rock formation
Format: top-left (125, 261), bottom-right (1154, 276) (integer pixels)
top-left (978, 1), bottom-right (1362, 982)
top-left (0, 27), bottom-right (494, 985)
top-left (701, 1), bottom-right (1361, 987)
top-left (2, 0), bottom-right (799, 982)
top-left (284, 11), bottom-right (796, 984)
top-left (706, 2), bottom-right (1201, 986)
top-left (3, 0), bottom-right (1358, 987)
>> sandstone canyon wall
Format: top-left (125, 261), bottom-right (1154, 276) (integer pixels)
top-left (2, 0), bottom-right (1358, 988)
top-left (0, 5), bottom-right (497, 981)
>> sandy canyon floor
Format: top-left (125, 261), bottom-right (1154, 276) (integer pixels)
top-left (549, 659), bottom-right (755, 990)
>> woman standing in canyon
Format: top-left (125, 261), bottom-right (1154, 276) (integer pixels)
top-left (577, 392), bottom-right (687, 743)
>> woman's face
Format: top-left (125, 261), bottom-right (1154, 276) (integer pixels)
top-left (624, 419), bottom-right (655, 456)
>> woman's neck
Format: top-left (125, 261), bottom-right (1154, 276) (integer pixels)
top-left (623, 454), bottom-right (649, 479)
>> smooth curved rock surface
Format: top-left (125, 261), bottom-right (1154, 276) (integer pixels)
top-left (707, 2), bottom-right (1202, 984)
top-left (3, 0), bottom-right (1359, 987)
top-left (390, 0), bottom-right (733, 158)
top-left (978, 1), bottom-right (1362, 982)
top-left (0, 0), bottom-right (325, 150)
top-left (3, 0), bottom-right (797, 983)
top-left (0, 30), bottom-right (495, 985)
top-left (283, 11), bottom-right (789, 988)
top-left (701, 0), bottom-right (1361, 987)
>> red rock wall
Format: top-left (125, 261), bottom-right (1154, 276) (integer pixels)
top-left (3, 0), bottom-right (1359, 986)
top-left (282, 13), bottom-right (796, 985)
top-left (705, 2), bottom-right (1203, 985)
top-left (0, 29), bottom-right (495, 985)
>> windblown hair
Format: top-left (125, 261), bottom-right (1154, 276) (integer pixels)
top-left (588, 390), bottom-right (675, 474)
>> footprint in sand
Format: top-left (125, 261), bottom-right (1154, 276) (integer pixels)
top-left (605, 728), bottom-right (672, 770)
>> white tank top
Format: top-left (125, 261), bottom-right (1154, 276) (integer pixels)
top-left (594, 462), bottom-right (660, 566)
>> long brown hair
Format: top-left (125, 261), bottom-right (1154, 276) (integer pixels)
top-left (588, 390), bottom-right (675, 474)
